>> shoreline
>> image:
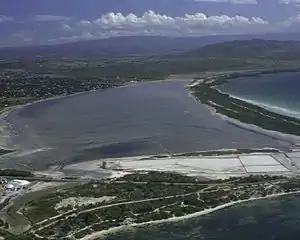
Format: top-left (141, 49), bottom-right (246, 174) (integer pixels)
top-left (81, 190), bottom-right (300, 240)
top-left (0, 94), bottom-right (82, 152)
top-left (0, 81), bottom-right (143, 153)
top-left (188, 89), bottom-right (298, 146)
top-left (1, 69), bottom-right (299, 163)
top-left (222, 93), bottom-right (300, 120)
top-left (189, 69), bottom-right (300, 144)
top-left (0, 78), bottom-right (170, 127)
top-left (204, 100), bottom-right (300, 145)
top-left (0, 78), bottom-right (191, 156)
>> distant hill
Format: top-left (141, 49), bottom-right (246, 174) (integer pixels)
top-left (0, 36), bottom-right (204, 59)
top-left (186, 39), bottom-right (300, 60)
top-left (1, 32), bottom-right (300, 59)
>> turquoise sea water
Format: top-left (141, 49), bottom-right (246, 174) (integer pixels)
top-left (102, 73), bottom-right (300, 240)
top-left (217, 72), bottom-right (300, 118)
top-left (103, 194), bottom-right (300, 240)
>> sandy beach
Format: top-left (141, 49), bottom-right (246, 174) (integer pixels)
top-left (81, 190), bottom-right (300, 240)
top-left (0, 81), bottom-right (154, 153)
top-left (0, 89), bottom-right (100, 152)
top-left (205, 99), bottom-right (300, 145)
top-left (189, 79), bottom-right (300, 146)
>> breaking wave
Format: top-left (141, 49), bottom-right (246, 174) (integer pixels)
top-left (12, 148), bottom-right (54, 157)
top-left (229, 95), bottom-right (300, 119)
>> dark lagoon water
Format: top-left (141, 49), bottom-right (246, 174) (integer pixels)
top-left (218, 72), bottom-right (300, 119)
top-left (103, 194), bottom-right (300, 240)
top-left (0, 80), bottom-right (292, 171)
top-left (1, 77), bottom-right (299, 239)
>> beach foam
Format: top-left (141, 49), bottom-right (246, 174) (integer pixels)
top-left (80, 190), bottom-right (300, 240)
top-left (12, 148), bottom-right (53, 157)
top-left (229, 94), bottom-right (300, 119)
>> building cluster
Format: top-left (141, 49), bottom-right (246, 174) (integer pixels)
top-left (100, 160), bottom-right (120, 170)
top-left (1, 178), bottom-right (31, 194)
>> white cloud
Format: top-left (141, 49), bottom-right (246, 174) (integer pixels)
top-left (23, 37), bottom-right (33, 42)
top-left (45, 11), bottom-right (268, 43)
top-left (5, 11), bottom-right (300, 45)
top-left (34, 15), bottom-right (71, 22)
top-left (62, 23), bottom-right (72, 31)
top-left (283, 14), bottom-right (300, 26)
top-left (79, 20), bottom-right (92, 26)
top-left (194, 0), bottom-right (257, 4)
top-left (0, 15), bottom-right (14, 23)
top-left (279, 0), bottom-right (300, 4)
top-left (89, 11), bottom-right (268, 34)
top-left (46, 11), bottom-right (267, 43)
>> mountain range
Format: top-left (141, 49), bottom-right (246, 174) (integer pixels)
top-left (1, 32), bottom-right (300, 59)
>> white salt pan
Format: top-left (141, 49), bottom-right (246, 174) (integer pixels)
top-left (244, 165), bottom-right (289, 173)
top-left (240, 155), bottom-right (279, 166)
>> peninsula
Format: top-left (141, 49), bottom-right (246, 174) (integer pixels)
top-left (190, 69), bottom-right (300, 136)
top-left (0, 172), bottom-right (300, 240)
top-left (1, 39), bottom-right (300, 239)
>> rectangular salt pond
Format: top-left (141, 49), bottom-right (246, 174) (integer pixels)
top-left (174, 157), bottom-right (243, 172)
top-left (244, 165), bottom-right (289, 173)
top-left (286, 152), bottom-right (300, 159)
top-left (240, 155), bottom-right (279, 166)
top-left (119, 157), bottom-right (245, 174)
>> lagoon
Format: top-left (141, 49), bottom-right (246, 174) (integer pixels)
top-left (0, 80), bottom-right (291, 172)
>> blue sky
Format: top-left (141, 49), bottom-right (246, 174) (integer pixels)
top-left (0, 0), bottom-right (300, 46)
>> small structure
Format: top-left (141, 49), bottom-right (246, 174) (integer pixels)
top-left (101, 161), bottom-right (108, 169)
top-left (4, 183), bottom-right (15, 191)
top-left (4, 179), bottom-right (30, 192)
top-left (0, 178), bottom-right (7, 184)
top-left (100, 161), bottom-right (121, 170)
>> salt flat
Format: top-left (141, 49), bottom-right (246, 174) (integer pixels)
top-left (286, 151), bottom-right (300, 158)
top-left (116, 152), bottom-right (296, 179)
top-left (240, 155), bottom-right (279, 166)
top-left (244, 165), bottom-right (289, 173)
top-left (288, 157), bottom-right (300, 170)
top-left (271, 154), bottom-right (292, 169)
top-left (120, 157), bottom-right (245, 174)
top-left (174, 157), bottom-right (243, 172)
top-left (61, 150), bottom-right (297, 179)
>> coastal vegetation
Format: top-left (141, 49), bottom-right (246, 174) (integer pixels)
top-left (1, 39), bottom-right (300, 239)
top-left (0, 169), bottom-right (34, 177)
top-left (0, 172), bottom-right (298, 240)
top-left (0, 149), bottom-right (14, 156)
top-left (171, 148), bottom-right (279, 157)
top-left (191, 70), bottom-right (300, 136)
top-left (114, 171), bottom-right (200, 183)
top-left (2, 39), bottom-right (300, 113)
top-left (1, 40), bottom-right (299, 158)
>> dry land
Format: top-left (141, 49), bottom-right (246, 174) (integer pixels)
top-left (0, 171), bottom-right (300, 239)
top-left (62, 148), bottom-right (299, 180)
top-left (190, 69), bottom-right (300, 137)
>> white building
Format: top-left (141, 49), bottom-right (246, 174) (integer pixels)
top-left (4, 179), bottom-right (30, 192)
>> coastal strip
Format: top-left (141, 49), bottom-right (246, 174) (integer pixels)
top-left (0, 88), bottom-right (114, 155)
top-left (0, 79), bottom-right (171, 156)
top-left (80, 190), bottom-right (300, 240)
top-left (189, 69), bottom-right (300, 141)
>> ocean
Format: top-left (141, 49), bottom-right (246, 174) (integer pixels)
top-left (1, 75), bottom-right (300, 239)
top-left (103, 194), bottom-right (300, 240)
top-left (217, 72), bottom-right (300, 119)
top-left (0, 79), bottom-right (290, 172)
